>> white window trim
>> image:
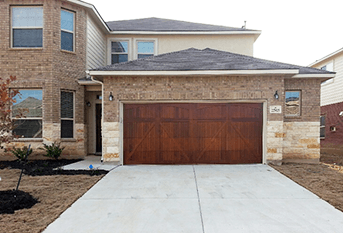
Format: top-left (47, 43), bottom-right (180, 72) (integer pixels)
top-left (11, 6), bottom-right (44, 48)
top-left (133, 38), bottom-right (158, 60)
top-left (11, 89), bottom-right (43, 139)
top-left (61, 9), bottom-right (75, 52)
top-left (61, 90), bottom-right (75, 139)
top-left (107, 38), bottom-right (132, 65)
top-left (285, 90), bottom-right (301, 117)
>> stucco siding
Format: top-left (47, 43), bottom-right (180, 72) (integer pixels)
top-left (106, 34), bottom-right (255, 65)
top-left (87, 14), bottom-right (106, 69)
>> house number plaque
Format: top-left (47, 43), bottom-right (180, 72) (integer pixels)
top-left (270, 105), bottom-right (282, 114)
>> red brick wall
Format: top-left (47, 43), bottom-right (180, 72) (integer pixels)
top-left (321, 102), bottom-right (343, 150)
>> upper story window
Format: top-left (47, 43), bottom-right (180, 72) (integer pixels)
top-left (321, 62), bottom-right (334, 85)
top-left (321, 62), bottom-right (333, 72)
top-left (137, 41), bottom-right (155, 59)
top-left (285, 91), bottom-right (301, 116)
top-left (111, 41), bottom-right (128, 64)
top-left (61, 9), bottom-right (75, 52)
top-left (12, 89), bottom-right (43, 138)
top-left (11, 6), bottom-right (43, 48)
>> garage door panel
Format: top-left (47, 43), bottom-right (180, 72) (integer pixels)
top-left (124, 103), bottom-right (262, 164)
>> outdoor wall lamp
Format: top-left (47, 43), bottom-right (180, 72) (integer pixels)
top-left (86, 101), bottom-right (91, 107)
top-left (274, 91), bottom-right (279, 100)
top-left (109, 92), bottom-right (114, 101)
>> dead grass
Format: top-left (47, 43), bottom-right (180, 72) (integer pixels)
top-left (0, 168), bottom-right (104, 233)
top-left (271, 153), bottom-right (343, 212)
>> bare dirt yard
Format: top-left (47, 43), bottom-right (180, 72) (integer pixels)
top-left (0, 162), bottom-right (105, 233)
top-left (271, 152), bottom-right (343, 212)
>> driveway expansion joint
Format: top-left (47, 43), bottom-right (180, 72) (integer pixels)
top-left (193, 165), bottom-right (205, 233)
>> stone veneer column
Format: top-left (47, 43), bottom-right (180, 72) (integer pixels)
top-left (266, 121), bottom-right (284, 164)
top-left (282, 122), bottom-right (320, 162)
top-left (102, 122), bottom-right (120, 161)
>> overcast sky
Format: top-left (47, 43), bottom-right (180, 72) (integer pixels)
top-left (87, 0), bottom-right (342, 67)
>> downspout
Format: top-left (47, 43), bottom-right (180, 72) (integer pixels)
top-left (88, 72), bottom-right (104, 163)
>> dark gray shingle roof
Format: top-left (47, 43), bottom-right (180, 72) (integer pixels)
top-left (106, 17), bottom-right (256, 32)
top-left (91, 48), bottom-right (333, 75)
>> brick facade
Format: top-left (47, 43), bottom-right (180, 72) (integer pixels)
top-left (321, 102), bottom-right (343, 155)
top-left (0, 0), bottom-right (87, 159)
top-left (101, 75), bottom-right (322, 163)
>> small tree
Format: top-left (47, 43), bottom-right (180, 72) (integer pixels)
top-left (0, 76), bottom-right (20, 149)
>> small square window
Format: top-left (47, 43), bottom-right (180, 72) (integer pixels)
top-left (285, 91), bottom-right (301, 116)
top-left (12, 7), bottom-right (43, 48)
top-left (61, 9), bottom-right (75, 52)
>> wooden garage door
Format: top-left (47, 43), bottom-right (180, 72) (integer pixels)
top-left (124, 103), bottom-right (263, 164)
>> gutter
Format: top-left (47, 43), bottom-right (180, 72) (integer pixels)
top-left (89, 69), bottom-right (300, 76)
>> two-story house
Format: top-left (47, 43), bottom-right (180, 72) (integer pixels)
top-left (310, 48), bottom-right (343, 155)
top-left (1, 0), bottom-right (334, 165)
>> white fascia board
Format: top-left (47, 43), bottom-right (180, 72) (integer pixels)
top-left (67, 0), bottom-right (110, 32)
top-left (78, 80), bottom-right (101, 85)
top-left (292, 73), bottom-right (336, 78)
top-left (109, 30), bottom-right (262, 36)
top-left (89, 69), bottom-right (299, 76)
top-left (309, 47), bottom-right (343, 67)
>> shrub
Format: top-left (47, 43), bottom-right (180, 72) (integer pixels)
top-left (9, 146), bottom-right (32, 162)
top-left (39, 142), bottom-right (65, 160)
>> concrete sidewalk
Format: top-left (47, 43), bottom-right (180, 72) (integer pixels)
top-left (61, 156), bottom-right (119, 171)
top-left (44, 165), bottom-right (343, 233)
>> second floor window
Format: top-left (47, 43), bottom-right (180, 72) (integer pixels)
top-left (61, 9), bottom-right (75, 52)
top-left (137, 41), bottom-right (154, 59)
top-left (12, 6), bottom-right (43, 48)
top-left (111, 41), bottom-right (128, 64)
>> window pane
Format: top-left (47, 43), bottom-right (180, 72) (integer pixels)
top-left (285, 91), bottom-right (300, 115)
top-left (320, 127), bottom-right (325, 138)
top-left (61, 10), bottom-right (74, 32)
top-left (13, 90), bottom-right (42, 117)
top-left (111, 54), bottom-right (128, 64)
top-left (320, 116), bottom-right (325, 126)
top-left (61, 92), bottom-right (73, 118)
top-left (111, 42), bottom-right (128, 53)
top-left (61, 31), bottom-right (73, 51)
top-left (13, 119), bottom-right (42, 138)
top-left (138, 42), bottom-right (154, 54)
top-left (138, 54), bottom-right (153, 59)
top-left (61, 120), bottom-right (73, 138)
top-left (12, 7), bottom-right (43, 27)
top-left (326, 63), bottom-right (333, 72)
top-left (13, 29), bottom-right (43, 47)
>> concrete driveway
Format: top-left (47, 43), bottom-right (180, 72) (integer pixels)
top-left (44, 165), bottom-right (343, 233)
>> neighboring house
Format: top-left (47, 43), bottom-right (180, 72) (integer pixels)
top-left (310, 48), bottom-right (343, 154)
top-left (0, 0), bottom-right (334, 164)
